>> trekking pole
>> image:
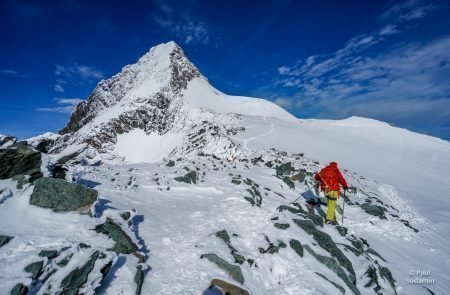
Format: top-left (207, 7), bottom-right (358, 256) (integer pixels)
top-left (342, 190), bottom-right (346, 225)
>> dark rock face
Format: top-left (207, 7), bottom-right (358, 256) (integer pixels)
top-left (0, 235), bottom-right (13, 248)
top-left (10, 283), bottom-right (28, 295)
top-left (60, 251), bottom-right (99, 294)
top-left (94, 218), bottom-right (139, 254)
top-left (0, 144), bottom-right (42, 180)
top-left (210, 278), bottom-right (249, 295)
top-left (30, 177), bottom-right (98, 212)
top-left (35, 138), bottom-right (55, 153)
top-left (201, 253), bottom-right (244, 284)
top-left (52, 165), bottom-right (68, 179)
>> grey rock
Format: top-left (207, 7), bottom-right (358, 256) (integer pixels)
top-left (275, 162), bottom-right (295, 176)
top-left (30, 177), bottom-right (97, 212)
top-left (10, 283), bottom-right (28, 295)
top-left (0, 144), bottom-right (42, 180)
top-left (0, 235), bottom-right (13, 248)
top-left (39, 250), bottom-right (58, 259)
top-left (134, 265), bottom-right (144, 295)
top-left (289, 239), bottom-right (304, 257)
top-left (60, 251), bottom-right (99, 294)
top-left (274, 223), bottom-right (290, 230)
top-left (24, 261), bottom-right (44, 280)
top-left (304, 245), bottom-right (360, 295)
top-left (215, 229), bottom-right (231, 244)
top-left (94, 218), bottom-right (138, 254)
top-left (174, 171), bottom-right (197, 184)
top-left (293, 219), bottom-right (355, 276)
top-left (360, 203), bottom-right (387, 219)
top-left (201, 253), bottom-right (244, 284)
top-left (336, 226), bottom-right (348, 236)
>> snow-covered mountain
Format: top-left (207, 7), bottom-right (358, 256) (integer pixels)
top-left (1, 41), bottom-right (449, 295)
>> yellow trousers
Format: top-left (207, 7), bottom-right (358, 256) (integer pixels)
top-left (326, 190), bottom-right (339, 221)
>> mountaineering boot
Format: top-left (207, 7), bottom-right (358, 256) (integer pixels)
top-left (326, 220), bottom-right (338, 226)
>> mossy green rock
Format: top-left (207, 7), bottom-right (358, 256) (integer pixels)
top-left (61, 251), bottom-right (99, 294)
top-left (201, 253), bottom-right (244, 284)
top-left (215, 229), bottom-right (231, 244)
top-left (364, 265), bottom-right (381, 292)
top-left (30, 177), bottom-right (97, 212)
top-left (0, 144), bottom-right (42, 180)
top-left (134, 265), bottom-right (145, 295)
top-left (275, 162), bottom-right (295, 176)
top-left (281, 176), bottom-right (295, 189)
top-left (336, 226), bottom-right (348, 236)
top-left (10, 283), bottom-right (28, 295)
top-left (39, 250), bottom-right (58, 259)
top-left (94, 218), bottom-right (138, 254)
top-left (291, 171), bottom-right (306, 183)
top-left (120, 211), bottom-right (131, 221)
top-left (304, 245), bottom-right (360, 295)
top-left (289, 239), bottom-right (304, 257)
top-left (274, 223), bottom-right (290, 230)
top-left (293, 219), bottom-right (355, 276)
top-left (0, 235), bottom-right (13, 248)
top-left (379, 265), bottom-right (397, 294)
top-left (277, 205), bottom-right (302, 214)
top-left (24, 261), bottom-right (44, 280)
top-left (174, 171), bottom-right (197, 184)
top-left (360, 203), bottom-right (387, 219)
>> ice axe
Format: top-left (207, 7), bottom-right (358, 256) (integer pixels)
top-left (342, 189), bottom-right (346, 225)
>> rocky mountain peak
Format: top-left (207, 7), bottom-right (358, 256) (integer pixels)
top-left (59, 41), bottom-right (201, 135)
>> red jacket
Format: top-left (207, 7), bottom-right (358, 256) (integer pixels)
top-left (314, 162), bottom-right (349, 195)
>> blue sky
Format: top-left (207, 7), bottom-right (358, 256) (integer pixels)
top-left (1, 0), bottom-right (449, 140)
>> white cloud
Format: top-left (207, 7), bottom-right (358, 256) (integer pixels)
top-left (380, 0), bottom-right (437, 23)
top-left (277, 66), bottom-right (290, 75)
top-left (54, 84), bottom-right (65, 92)
top-left (276, 35), bottom-right (450, 126)
top-left (37, 98), bottom-right (83, 114)
top-left (273, 97), bottom-right (294, 109)
top-left (0, 69), bottom-right (27, 78)
top-left (151, 1), bottom-right (210, 45)
top-left (55, 63), bottom-right (103, 80)
top-left (379, 24), bottom-right (399, 36)
top-left (53, 63), bottom-right (103, 93)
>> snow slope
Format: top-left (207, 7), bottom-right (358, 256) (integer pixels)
top-left (1, 41), bottom-right (449, 295)
top-left (233, 115), bottom-right (450, 223)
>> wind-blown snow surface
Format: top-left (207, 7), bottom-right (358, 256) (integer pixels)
top-left (1, 41), bottom-right (450, 294)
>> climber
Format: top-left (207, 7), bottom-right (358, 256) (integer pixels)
top-left (314, 162), bottom-right (349, 225)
